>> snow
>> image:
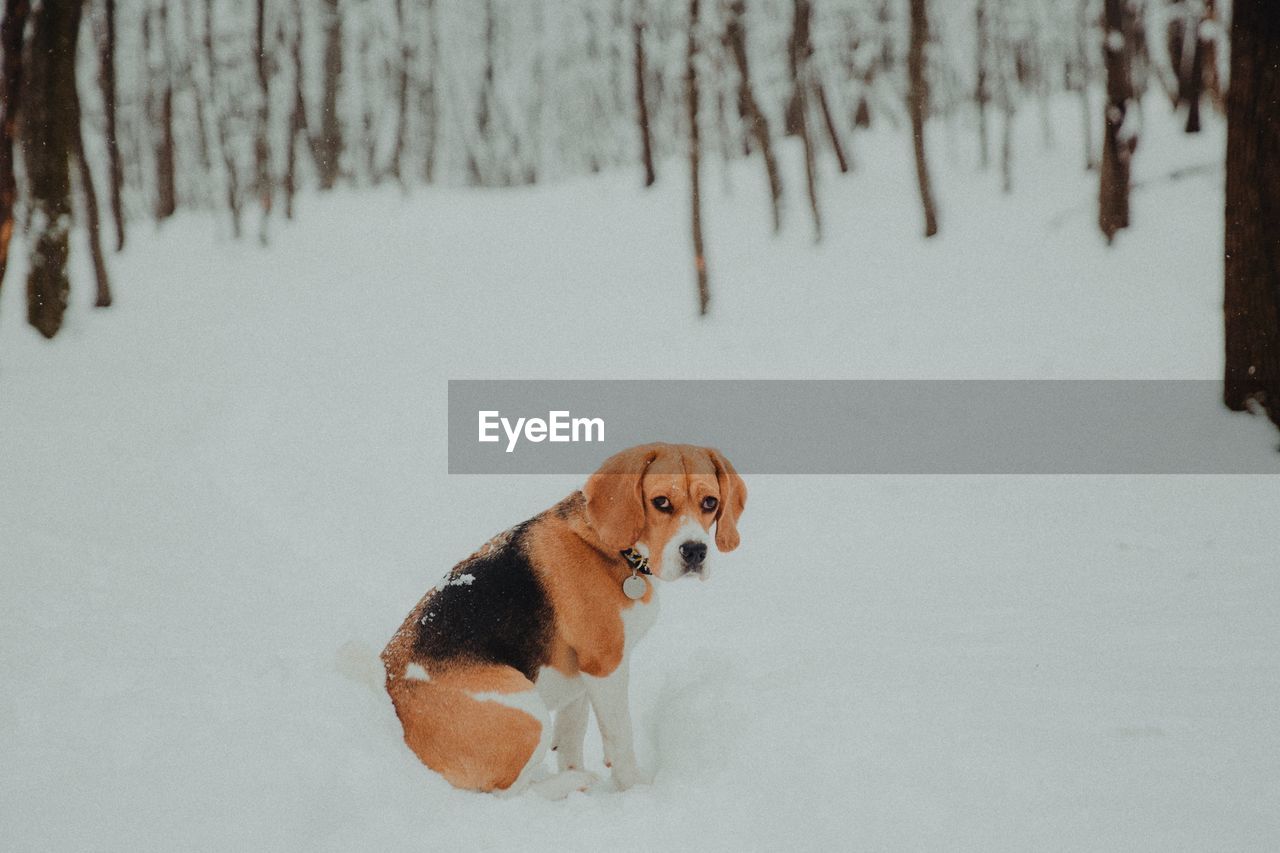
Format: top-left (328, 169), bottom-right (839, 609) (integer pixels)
top-left (435, 572), bottom-right (476, 590)
top-left (403, 662), bottom-right (430, 682)
top-left (2, 97), bottom-right (1278, 851)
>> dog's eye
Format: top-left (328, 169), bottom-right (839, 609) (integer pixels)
top-left (651, 496), bottom-right (673, 512)
top-left (701, 496), bottom-right (719, 512)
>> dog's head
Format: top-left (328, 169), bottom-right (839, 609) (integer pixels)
top-left (583, 443), bottom-right (746, 581)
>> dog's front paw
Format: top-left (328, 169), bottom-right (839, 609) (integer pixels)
top-left (556, 749), bottom-right (586, 773)
top-left (610, 760), bottom-right (640, 792)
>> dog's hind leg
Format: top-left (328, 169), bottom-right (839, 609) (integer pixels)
top-left (389, 664), bottom-right (546, 794)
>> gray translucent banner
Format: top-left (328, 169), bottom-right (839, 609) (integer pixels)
top-left (448, 380), bottom-right (1280, 474)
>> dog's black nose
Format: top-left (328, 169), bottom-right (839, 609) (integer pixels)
top-left (679, 541), bottom-right (707, 566)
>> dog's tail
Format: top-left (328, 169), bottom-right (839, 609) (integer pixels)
top-left (335, 639), bottom-right (386, 696)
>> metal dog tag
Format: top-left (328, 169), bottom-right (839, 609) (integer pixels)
top-left (622, 574), bottom-right (647, 600)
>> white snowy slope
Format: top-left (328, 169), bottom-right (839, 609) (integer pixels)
top-left (1, 99), bottom-right (1278, 852)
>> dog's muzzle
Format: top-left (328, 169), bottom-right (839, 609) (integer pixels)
top-left (678, 540), bottom-right (707, 574)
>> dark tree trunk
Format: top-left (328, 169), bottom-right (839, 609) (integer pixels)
top-left (99, 0), bottom-right (124, 251)
top-left (22, 0), bottom-right (83, 338)
top-left (814, 80), bottom-right (850, 174)
top-left (71, 78), bottom-right (111, 308)
top-left (724, 0), bottom-right (782, 232)
top-left (687, 0), bottom-right (709, 316)
top-left (854, 96), bottom-right (871, 128)
top-left (634, 11), bottom-right (656, 188)
top-left (0, 0), bottom-right (30, 300)
top-left (1223, 0), bottom-right (1280, 432)
top-left (156, 82), bottom-right (176, 219)
top-left (790, 0), bottom-right (822, 242)
top-left (421, 0), bottom-right (439, 184)
top-left (147, 6), bottom-right (177, 222)
top-left (253, 0), bottom-right (272, 242)
top-left (784, 0), bottom-right (812, 137)
top-left (284, 0), bottom-right (307, 219)
top-left (1184, 7), bottom-right (1205, 134)
top-left (907, 0), bottom-right (939, 237)
top-left (314, 0), bottom-right (343, 190)
top-left (975, 0), bottom-right (990, 169)
top-left (1099, 0), bottom-right (1136, 243)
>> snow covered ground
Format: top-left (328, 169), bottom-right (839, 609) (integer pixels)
top-left (2, 99), bottom-right (1278, 851)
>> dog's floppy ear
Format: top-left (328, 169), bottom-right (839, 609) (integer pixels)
top-left (584, 445), bottom-right (660, 549)
top-left (707, 448), bottom-right (747, 552)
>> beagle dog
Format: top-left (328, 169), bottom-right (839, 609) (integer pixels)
top-left (381, 443), bottom-right (746, 797)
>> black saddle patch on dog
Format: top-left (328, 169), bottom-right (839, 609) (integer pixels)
top-left (412, 521), bottom-right (553, 682)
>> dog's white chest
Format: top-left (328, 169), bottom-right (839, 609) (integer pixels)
top-left (621, 593), bottom-right (658, 653)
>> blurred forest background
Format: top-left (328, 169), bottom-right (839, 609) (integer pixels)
top-left (0, 0), bottom-right (1276, 431)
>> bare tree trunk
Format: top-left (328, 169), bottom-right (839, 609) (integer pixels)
top-left (421, 0), bottom-right (439, 184)
top-left (284, 0), bottom-right (307, 219)
top-left (1038, 54), bottom-right (1054, 151)
top-left (908, 0), bottom-right (939, 237)
top-left (790, 0), bottom-right (822, 242)
top-left (714, 56), bottom-right (733, 184)
top-left (1099, 0), bottom-right (1136, 243)
top-left (0, 0), bottom-right (30, 301)
top-left (99, 0), bottom-right (125, 251)
top-left (181, 0), bottom-right (212, 173)
top-left (147, 5), bottom-right (177, 222)
top-left (468, 0), bottom-right (498, 185)
top-left (1223, 0), bottom-right (1280, 432)
top-left (687, 0), bottom-right (709, 316)
top-left (634, 7), bottom-right (657, 187)
top-left (221, 126), bottom-right (243, 239)
top-left (253, 0), bottom-right (272, 243)
top-left (314, 0), bottom-right (343, 190)
top-left (22, 0), bottom-right (83, 338)
top-left (389, 0), bottom-right (412, 185)
top-left (975, 0), bottom-right (990, 169)
top-left (358, 34), bottom-right (375, 182)
top-left (814, 81), bottom-right (850, 173)
top-left (784, 0), bottom-right (811, 136)
top-left (156, 76), bottom-right (176, 219)
top-left (71, 81), bottom-right (112, 307)
top-left (997, 1), bottom-right (1015, 197)
top-left (1000, 96), bottom-right (1014, 193)
top-left (205, 0), bottom-right (242, 238)
top-left (1184, 4), bottom-right (1205, 134)
top-left (724, 0), bottom-right (782, 233)
top-left (854, 95), bottom-right (871, 128)
top-left (1077, 0), bottom-right (1096, 171)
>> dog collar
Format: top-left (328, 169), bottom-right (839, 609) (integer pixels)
top-left (620, 548), bottom-right (651, 576)
top-left (620, 548), bottom-right (650, 600)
